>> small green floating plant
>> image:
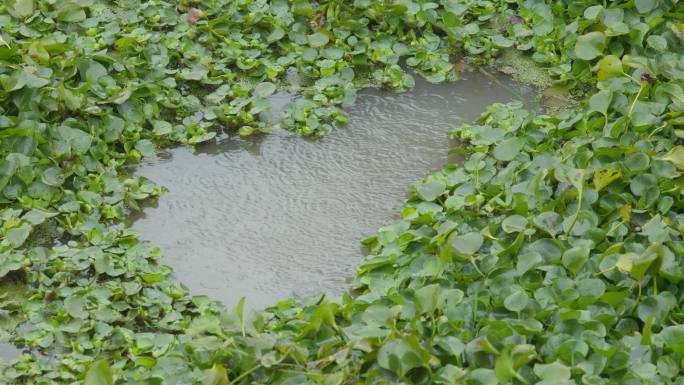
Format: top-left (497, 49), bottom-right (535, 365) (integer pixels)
top-left (2, 0), bottom-right (684, 384)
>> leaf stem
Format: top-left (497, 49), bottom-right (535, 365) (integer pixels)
top-left (565, 183), bottom-right (584, 236)
top-left (628, 84), bottom-right (644, 118)
top-left (606, 220), bottom-right (626, 237)
top-left (469, 257), bottom-right (485, 277)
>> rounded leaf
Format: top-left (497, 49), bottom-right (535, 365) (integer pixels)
top-left (416, 179), bottom-right (446, 202)
top-left (493, 138), bottom-right (523, 161)
top-left (597, 55), bottom-right (623, 80)
top-left (575, 32), bottom-right (606, 60)
top-left (504, 290), bottom-right (528, 312)
top-left (533, 212), bottom-right (562, 237)
top-left (307, 32), bottom-right (329, 48)
top-left (502, 215), bottom-right (528, 233)
top-left (254, 82), bottom-right (277, 98)
top-left (450, 232), bottom-right (483, 256)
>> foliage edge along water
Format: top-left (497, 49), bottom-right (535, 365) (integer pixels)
top-left (2, 0), bottom-right (684, 384)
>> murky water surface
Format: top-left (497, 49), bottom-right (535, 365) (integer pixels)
top-left (0, 344), bottom-right (21, 365)
top-left (131, 73), bottom-right (530, 309)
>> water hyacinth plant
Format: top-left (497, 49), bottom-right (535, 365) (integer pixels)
top-left (2, 0), bottom-right (684, 384)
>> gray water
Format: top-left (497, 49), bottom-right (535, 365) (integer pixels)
top-left (0, 344), bottom-right (21, 365)
top-left (131, 73), bottom-right (530, 309)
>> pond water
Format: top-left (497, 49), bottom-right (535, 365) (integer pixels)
top-left (130, 72), bottom-right (531, 309)
top-left (0, 344), bottom-right (22, 366)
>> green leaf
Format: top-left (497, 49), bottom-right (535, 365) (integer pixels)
top-left (657, 355), bottom-right (679, 378)
top-left (575, 32), bottom-right (607, 60)
top-left (416, 179), bottom-right (446, 201)
top-left (6, 69), bottom-right (50, 90)
top-left (41, 167), bottom-right (64, 187)
top-left (577, 278), bottom-right (605, 298)
top-left (65, 296), bottom-right (87, 319)
top-left (490, 35), bottom-right (514, 48)
top-left (5, 0), bottom-right (34, 18)
top-left (450, 232), bottom-right (483, 256)
top-left (135, 140), bottom-right (155, 157)
top-left (502, 215), bottom-right (528, 233)
top-left (533, 212), bottom-right (562, 237)
top-left (630, 173), bottom-right (657, 196)
top-left (377, 338), bottom-right (430, 378)
top-left (414, 284), bottom-right (440, 314)
top-left (597, 55), bottom-right (623, 80)
top-left (254, 82), bottom-right (277, 98)
top-left (79, 60), bottom-right (107, 82)
top-left (635, 0), bottom-right (657, 14)
top-left (466, 368), bottom-right (498, 385)
top-left (504, 290), bottom-right (528, 312)
top-left (57, 2), bottom-right (86, 22)
top-left (180, 64), bottom-right (208, 80)
top-left (152, 121), bottom-right (173, 136)
top-left (584, 5), bottom-right (603, 21)
top-left (495, 348), bottom-right (522, 383)
top-left (589, 90), bottom-right (612, 115)
top-left (533, 361), bottom-right (571, 383)
top-left (493, 137), bottom-right (523, 161)
top-left (5, 223), bottom-right (31, 248)
top-left (661, 325), bottom-right (684, 355)
top-left (562, 246), bottom-right (589, 275)
top-left (236, 296), bottom-right (246, 337)
top-left (23, 209), bottom-right (55, 225)
top-left (308, 32), bottom-right (330, 48)
top-left (267, 27), bottom-right (285, 43)
top-left (85, 360), bottom-right (113, 385)
top-left (630, 243), bottom-right (663, 281)
top-left (516, 251), bottom-right (542, 274)
top-left (647, 35), bottom-right (668, 52)
top-left (60, 126), bottom-right (92, 155)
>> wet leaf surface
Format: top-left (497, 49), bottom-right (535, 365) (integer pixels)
top-left (2, 0), bottom-right (684, 384)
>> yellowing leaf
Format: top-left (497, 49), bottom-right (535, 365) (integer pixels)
top-left (203, 364), bottom-right (229, 385)
top-left (672, 23), bottom-right (684, 44)
top-left (597, 55), bottom-right (623, 80)
top-left (664, 146), bottom-right (684, 170)
top-left (0, 35), bottom-right (10, 48)
top-left (593, 166), bottom-right (622, 191)
top-left (619, 204), bottom-right (632, 222)
top-left (114, 36), bottom-right (138, 50)
top-left (616, 253), bottom-right (636, 274)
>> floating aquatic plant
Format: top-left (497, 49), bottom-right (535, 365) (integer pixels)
top-left (2, 0), bottom-right (684, 384)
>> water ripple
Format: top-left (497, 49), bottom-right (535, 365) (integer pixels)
top-left (130, 73), bottom-right (532, 309)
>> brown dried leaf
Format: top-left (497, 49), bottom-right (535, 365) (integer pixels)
top-left (187, 8), bottom-right (202, 24)
top-left (454, 60), bottom-right (474, 72)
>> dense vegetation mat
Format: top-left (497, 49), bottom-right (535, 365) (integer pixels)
top-left (2, 0), bottom-right (684, 384)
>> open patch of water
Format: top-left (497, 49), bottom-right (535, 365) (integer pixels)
top-left (130, 72), bottom-right (532, 309)
top-left (0, 343), bottom-right (22, 364)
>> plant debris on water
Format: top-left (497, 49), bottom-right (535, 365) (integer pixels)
top-left (2, 0), bottom-right (684, 384)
